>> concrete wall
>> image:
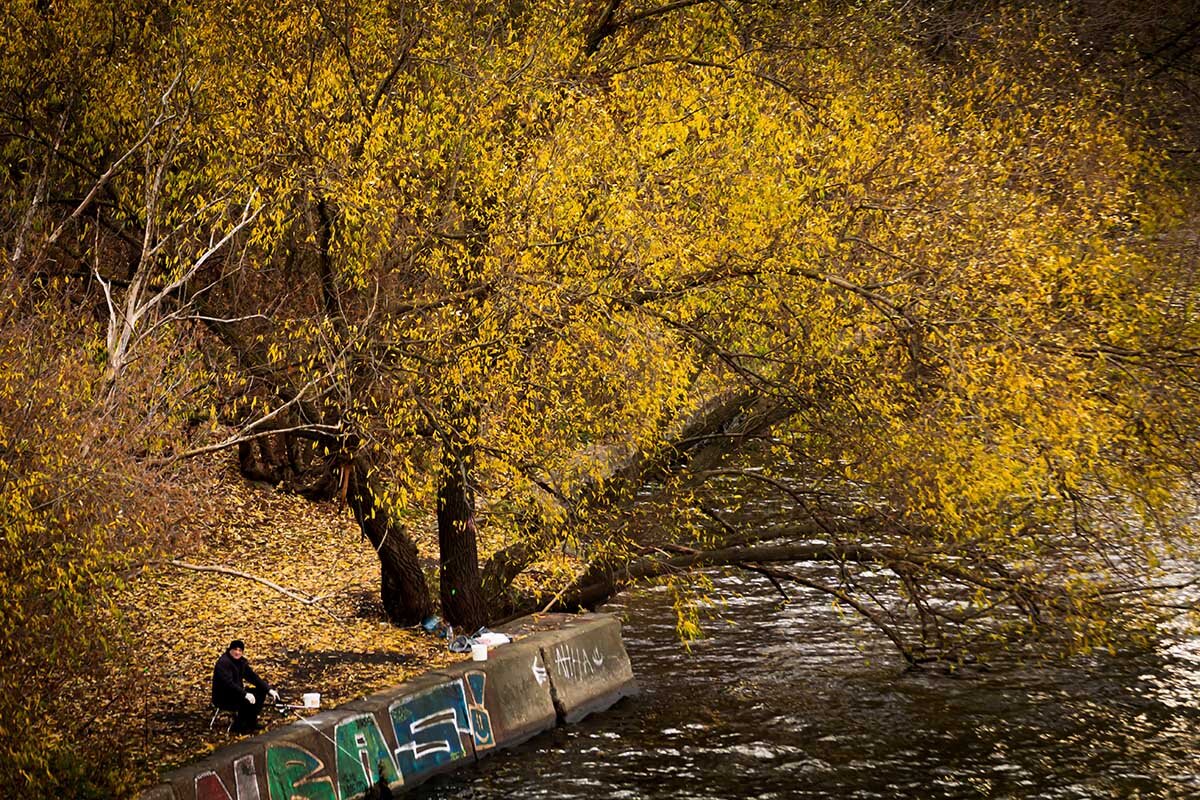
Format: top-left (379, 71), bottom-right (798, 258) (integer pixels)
top-left (139, 613), bottom-right (636, 800)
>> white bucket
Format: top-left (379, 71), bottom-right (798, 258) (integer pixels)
top-left (471, 643), bottom-right (488, 662)
top-left (302, 692), bottom-right (321, 709)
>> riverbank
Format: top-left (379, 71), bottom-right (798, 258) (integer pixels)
top-left (107, 455), bottom-right (518, 792)
top-left (138, 612), bottom-right (637, 799)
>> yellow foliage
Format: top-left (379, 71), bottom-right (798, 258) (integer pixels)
top-left (0, 0), bottom-right (1197, 792)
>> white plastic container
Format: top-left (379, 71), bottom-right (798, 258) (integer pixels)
top-left (471, 643), bottom-right (488, 662)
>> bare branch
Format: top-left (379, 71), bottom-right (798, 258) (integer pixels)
top-left (147, 559), bottom-right (348, 628)
top-left (42, 71), bottom-right (184, 256)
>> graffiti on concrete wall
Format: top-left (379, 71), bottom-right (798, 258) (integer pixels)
top-left (550, 642), bottom-right (606, 682)
top-left (195, 672), bottom-right (496, 800)
top-left (195, 770), bottom-right (233, 800)
top-left (532, 654), bottom-right (548, 686)
top-left (334, 713), bottom-right (397, 799)
top-left (168, 623), bottom-right (636, 800)
top-left (194, 756), bottom-right (261, 800)
top-left (266, 743), bottom-right (337, 800)
top-left (389, 669), bottom-right (495, 778)
top-left (463, 671), bottom-right (494, 750)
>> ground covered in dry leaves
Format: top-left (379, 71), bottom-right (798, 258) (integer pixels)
top-left (114, 455), bottom-right (463, 786)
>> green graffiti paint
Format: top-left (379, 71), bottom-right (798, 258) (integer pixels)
top-left (265, 743), bottom-right (337, 800)
top-left (335, 714), bottom-right (401, 798)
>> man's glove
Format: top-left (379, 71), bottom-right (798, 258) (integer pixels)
top-left (268, 688), bottom-right (280, 701)
top-left (245, 692), bottom-right (256, 705)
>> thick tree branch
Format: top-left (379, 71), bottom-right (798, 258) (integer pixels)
top-left (479, 392), bottom-right (793, 605)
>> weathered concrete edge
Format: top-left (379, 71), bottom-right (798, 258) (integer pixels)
top-left (139, 612), bottom-right (635, 800)
top-left (533, 614), bottom-right (640, 724)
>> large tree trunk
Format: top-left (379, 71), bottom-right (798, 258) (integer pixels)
top-left (346, 455), bottom-right (434, 626)
top-left (200, 292), bottom-right (436, 625)
top-left (437, 441), bottom-right (487, 630)
top-left (479, 392), bottom-right (796, 611)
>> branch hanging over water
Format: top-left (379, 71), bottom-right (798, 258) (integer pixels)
top-left (545, 538), bottom-right (900, 611)
top-left (480, 392), bottom-right (795, 608)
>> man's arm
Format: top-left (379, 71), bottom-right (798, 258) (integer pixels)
top-left (243, 662), bottom-right (270, 692)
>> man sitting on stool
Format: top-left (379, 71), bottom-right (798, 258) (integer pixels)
top-left (212, 639), bottom-right (278, 733)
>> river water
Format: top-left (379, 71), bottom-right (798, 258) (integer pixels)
top-left (414, 568), bottom-right (1200, 799)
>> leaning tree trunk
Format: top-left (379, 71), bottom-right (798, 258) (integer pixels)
top-left (480, 392), bottom-right (797, 613)
top-left (437, 439), bottom-right (488, 631)
top-left (346, 455), bottom-right (434, 626)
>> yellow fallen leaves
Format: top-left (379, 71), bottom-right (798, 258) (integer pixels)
top-left (114, 454), bottom-right (453, 784)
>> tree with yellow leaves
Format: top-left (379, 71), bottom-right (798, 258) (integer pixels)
top-left (1, 0), bottom-right (1197, 792)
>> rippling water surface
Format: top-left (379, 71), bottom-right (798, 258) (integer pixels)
top-left (414, 568), bottom-right (1200, 799)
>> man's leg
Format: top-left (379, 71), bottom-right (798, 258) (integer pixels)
top-left (232, 687), bottom-right (268, 732)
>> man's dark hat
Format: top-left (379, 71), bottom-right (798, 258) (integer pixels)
top-left (229, 639), bottom-right (245, 651)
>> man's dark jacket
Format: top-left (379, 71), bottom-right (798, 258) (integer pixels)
top-left (211, 649), bottom-right (270, 709)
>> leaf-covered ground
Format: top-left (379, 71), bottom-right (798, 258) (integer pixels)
top-left (112, 456), bottom-right (459, 784)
